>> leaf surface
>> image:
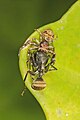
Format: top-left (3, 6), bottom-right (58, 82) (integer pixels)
top-left (19, 1), bottom-right (80, 120)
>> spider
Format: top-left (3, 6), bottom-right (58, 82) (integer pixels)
top-left (19, 29), bottom-right (57, 95)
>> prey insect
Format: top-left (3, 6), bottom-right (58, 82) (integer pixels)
top-left (20, 29), bottom-right (57, 96)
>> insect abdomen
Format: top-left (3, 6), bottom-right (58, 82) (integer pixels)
top-left (31, 77), bottom-right (46, 90)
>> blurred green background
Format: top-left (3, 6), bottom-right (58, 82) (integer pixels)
top-left (0, 0), bottom-right (76, 120)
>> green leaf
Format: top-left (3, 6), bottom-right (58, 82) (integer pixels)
top-left (19, 1), bottom-right (80, 120)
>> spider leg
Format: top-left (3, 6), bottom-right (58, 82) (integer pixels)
top-left (34, 29), bottom-right (42, 35)
top-left (18, 39), bottom-right (31, 56)
top-left (18, 37), bottom-right (39, 56)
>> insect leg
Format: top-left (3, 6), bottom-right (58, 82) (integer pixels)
top-left (21, 86), bottom-right (27, 96)
top-left (21, 70), bottom-right (35, 96)
top-left (24, 70), bottom-right (35, 82)
top-left (49, 65), bottom-right (57, 71)
top-left (45, 53), bottom-right (57, 72)
top-left (45, 63), bottom-right (57, 73)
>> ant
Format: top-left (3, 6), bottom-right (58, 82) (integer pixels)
top-left (19, 29), bottom-right (57, 96)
